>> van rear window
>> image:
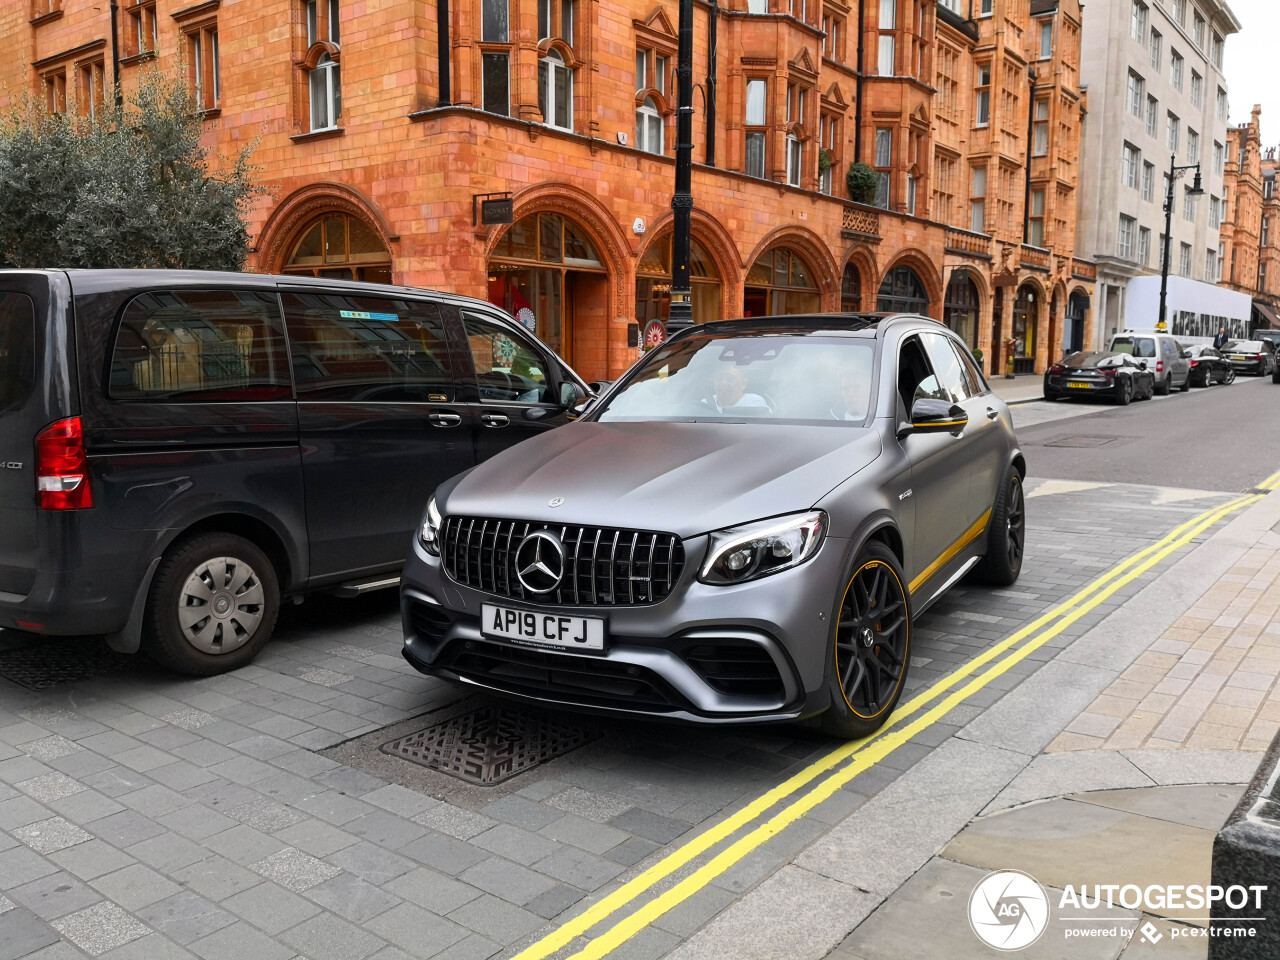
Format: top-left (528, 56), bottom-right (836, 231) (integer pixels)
top-left (1112, 337), bottom-right (1156, 358)
top-left (110, 291), bottom-right (290, 401)
top-left (0, 292), bottom-right (35, 413)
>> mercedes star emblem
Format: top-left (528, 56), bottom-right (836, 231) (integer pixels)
top-left (514, 530), bottom-right (566, 594)
top-left (548, 497), bottom-right (564, 507)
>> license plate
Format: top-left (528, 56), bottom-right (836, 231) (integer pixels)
top-left (481, 603), bottom-right (605, 651)
top-left (1231, 355), bottom-right (1247, 361)
top-left (1068, 381), bottom-right (1091, 389)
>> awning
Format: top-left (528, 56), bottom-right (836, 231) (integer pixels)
top-left (1254, 300), bottom-right (1280, 330)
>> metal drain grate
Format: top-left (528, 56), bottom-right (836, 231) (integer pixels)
top-left (1044, 435), bottom-right (1119, 448)
top-left (0, 639), bottom-right (135, 690)
top-left (380, 705), bottom-right (601, 785)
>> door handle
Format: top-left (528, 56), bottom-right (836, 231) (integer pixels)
top-left (480, 413), bottom-right (511, 428)
top-left (986, 407), bottom-right (999, 420)
top-left (429, 412), bottom-right (462, 427)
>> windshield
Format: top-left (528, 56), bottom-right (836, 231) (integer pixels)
top-left (596, 334), bottom-right (876, 425)
top-left (1111, 337), bottom-right (1156, 358)
top-left (1224, 341), bottom-right (1263, 351)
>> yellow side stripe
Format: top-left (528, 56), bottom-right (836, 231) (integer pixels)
top-left (510, 489), bottom-right (1261, 960)
top-left (908, 508), bottom-right (992, 594)
top-left (561, 493), bottom-right (1263, 960)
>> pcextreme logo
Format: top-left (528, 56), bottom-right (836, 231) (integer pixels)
top-left (968, 870), bottom-right (1269, 951)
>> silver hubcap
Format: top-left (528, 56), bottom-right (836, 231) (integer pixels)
top-left (178, 556), bottom-right (265, 655)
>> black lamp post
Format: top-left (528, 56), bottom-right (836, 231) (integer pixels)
top-left (1157, 154), bottom-right (1204, 332)
top-left (667, 0), bottom-right (696, 329)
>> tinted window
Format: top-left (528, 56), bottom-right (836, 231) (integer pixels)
top-left (463, 315), bottom-right (552, 403)
top-left (0, 292), bottom-right (35, 413)
top-left (110, 291), bottom-right (289, 401)
top-left (950, 341), bottom-right (986, 396)
top-left (598, 334), bottom-right (874, 424)
top-left (921, 333), bottom-right (970, 402)
top-left (283, 293), bottom-right (455, 402)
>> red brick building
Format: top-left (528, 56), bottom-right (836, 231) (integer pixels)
top-left (1221, 106), bottom-right (1280, 328)
top-left (1, 0), bottom-right (1096, 380)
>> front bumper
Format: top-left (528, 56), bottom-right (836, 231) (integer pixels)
top-left (400, 531), bottom-right (853, 724)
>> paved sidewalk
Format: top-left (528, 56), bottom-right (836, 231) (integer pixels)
top-left (989, 375), bottom-right (1044, 405)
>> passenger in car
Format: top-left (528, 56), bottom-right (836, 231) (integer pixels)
top-left (829, 360), bottom-right (872, 421)
top-left (708, 366), bottom-right (769, 413)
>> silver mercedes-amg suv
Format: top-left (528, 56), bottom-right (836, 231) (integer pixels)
top-left (400, 314), bottom-right (1025, 738)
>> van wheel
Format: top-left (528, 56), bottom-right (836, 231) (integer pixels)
top-left (1179, 375), bottom-right (1190, 392)
top-left (822, 542), bottom-right (911, 740)
top-left (144, 532), bottom-right (280, 676)
top-left (1154, 374), bottom-right (1171, 396)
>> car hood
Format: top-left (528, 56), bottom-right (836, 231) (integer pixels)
top-left (442, 421), bottom-right (883, 538)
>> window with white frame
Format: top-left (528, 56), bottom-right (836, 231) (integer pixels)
top-left (1170, 49), bottom-right (1183, 90)
top-left (1205, 248), bottom-right (1216, 281)
top-left (819, 113), bottom-right (838, 195)
top-left (1131, 1), bottom-right (1147, 42)
top-left (786, 134), bottom-right (803, 186)
top-left (1118, 215), bottom-right (1136, 259)
top-left (980, 0), bottom-right (992, 14)
top-left (975, 64), bottom-right (991, 126)
top-left (1142, 161), bottom-right (1155, 201)
top-left (1193, 11), bottom-right (1205, 48)
top-left (1172, 0), bottom-right (1185, 25)
top-left (1039, 21), bottom-right (1052, 59)
top-left (906, 174), bottom-right (917, 216)
top-left (747, 0), bottom-right (766, 11)
top-left (1139, 227), bottom-right (1152, 265)
top-left (1146, 95), bottom-right (1158, 137)
top-left (1167, 112), bottom-right (1179, 153)
top-left (971, 165), bottom-right (986, 232)
top-left (1216, 87), bottom-right (1227, 120)
top-left (1264, 217), bottom-right (1271, 247)
top-left (184, 23), bottom-right (219, 112)
top-left (745, 78), bottom-right (767, 178)
top-left (302, 0), bottom-right (341, 132)
top-left (538, 0), bottom-right (575, 44)
top-left (1122, 143), bottom-right (1140, 189)
top-left (1127, 71), bottom-right (1144, 117)
top-left (636, 97), bottom-right (662, 154)
top-left (1209, 196), bottom-right (1220, 228)
top-left (1218, 242), bottom-right (1225, 279)
top-left (538, 49), bottom-right (573, 131)
top-left (874, 128), bottom-right (892, 207)
top-left (1149, 29), bottom-right (1161, 69)
top-left (1179, 242), bottom-right (1191, 277)
top-left (1033, 99), bottom-right (1049, 156)
top-left (878, 0), bottom-right (895, 76)
top-left (1212, 32), bottom-right (1223, 68)
top-left (1266, 179), bottom-right (1275, 200)
top-left (1190, 71), bottom-right (1202, 108)
top-left (1186, 128), bottom-right (1198, 165)
top-left (1183, 190), bottom-right (1197, 221)
top-left (1213, 141), bottom-right (1223, 174)
top-left (1028, 188), bottom-right (1045, 246)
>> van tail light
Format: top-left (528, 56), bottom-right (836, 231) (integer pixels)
top-left (1156, 361), bottom-right (1164, 374)
top-left (36, 417), bottom-right (93, 510)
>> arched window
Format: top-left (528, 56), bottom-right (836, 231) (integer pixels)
top-left (285, 212), bottom-right (390, 284)
top-left (636, 97), bottom-right (663, 154)
top-left (877, 265), bottom-right (929, 314)
top-left (635, 234), bottom-right (721, 326)
top-left (744, 247), bottom-right (820, 316)
top-left (944, 271), bottom-right (980, 349)
top-left (840, 262), bottom-right (862, 312)
top-left (539, 49), bottom-right (573, 131)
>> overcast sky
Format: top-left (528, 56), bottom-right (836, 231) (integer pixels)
top-left (1223, 0), bottom-right (1280, 137)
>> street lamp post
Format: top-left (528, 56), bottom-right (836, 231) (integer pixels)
top-left (1157, 153), bottom-right (1204, 332)
top-left (667, 0), bottom-right (696, 329)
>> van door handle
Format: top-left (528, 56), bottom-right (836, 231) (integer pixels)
top-left (986, 407), bottom-right (999, 420)
top-left (429, 412), bottom-right (462, 427)
top-left (480, 413), bottom-right (510, 428)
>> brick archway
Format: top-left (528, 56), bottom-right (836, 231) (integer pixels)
top-left (256, 182), bottom-right (398, 277)
top-left (634, 209), bottom-right (744, 320)
top-left (839, 245), bottom-right (880, 311)
top-left (879, 249), bottom-right (944, 320)
top-left (743, 226), bottom-right (841, 312)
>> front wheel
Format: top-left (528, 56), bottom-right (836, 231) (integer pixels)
top-left (143, 532), bottom-right (281, 676)
top-left (1179, 374), bottom-right (1190, 392)
top-left (1226, 368), bottom-right (1237, 385)
top-left (822, 543), bottom-right (911, 740)
top-left (973, 468), bottom-right (1025, 587)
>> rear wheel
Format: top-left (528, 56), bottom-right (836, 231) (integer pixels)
top-left (822, 543), bottom-right (911, 740)
top-left (1116, 378), bottom-right (1133, 405)
top-left (973, 467), bottom-right (1025, 587)
top-left (144, 532), bottom-right (280, 676)
top-left (1226, 368), bottom-right (1237, 385)
top-left (1179, 373), bottom-right (1190, 392)
top-left (1154, 374), bottom-right (1171, 396)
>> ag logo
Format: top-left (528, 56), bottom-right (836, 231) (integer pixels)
top-left (968, 870), bottom-right (1049, 951)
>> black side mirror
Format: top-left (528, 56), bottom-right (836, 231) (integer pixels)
top-left (900, 397), bottom-right (968, 437)
top-left (559, 381), bottom-right (587, 408)
top-left (1139, 360), bottom-right (1148, 370)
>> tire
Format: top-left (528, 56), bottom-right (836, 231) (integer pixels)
top-left (1136, 377), bottom-right (1153, 401)
top-left (143, 532), bottom-right (280, 676)
top-left (1226, 368), bottom-right (1237, 385)
top-left (973, 467), bottom-right (1026, 587)
top-left (821, 542), bottom-right (911, 739)
top-left (1179, 373), bottom-right (1190, 392)
top-left (1273, 368), bottom-right (1280, 385)
top-left (1154, 374), bottom-right (1171, 396)
top-left (1115, 378), bottom-right (1133, 405)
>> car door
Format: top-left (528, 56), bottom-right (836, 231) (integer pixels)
top-left (457, 311), bottom-right (577, 465)
top-left (1164, 337), bottom-right (1190, 386)
top-left (895, 334), bottom-right (975, 592)
top-left (281, 288), bottom-right (476, 582)
top-left (925, 332), bottom-right (1005, 519)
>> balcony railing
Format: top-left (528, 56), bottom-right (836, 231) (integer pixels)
top-left (841, 206), bottom-right (881, 238)
top-left (945, 226), bottom-right (993, 258)
top-left (1020, 244), bottom-right (1051, 270)
top-left (1071, 258), bottom-right (1098, 281)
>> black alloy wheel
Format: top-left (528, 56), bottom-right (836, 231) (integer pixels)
top-left (823, 542), bottom-right (911, 739)
top-left (973, 468), bottom-right (1025, 587)
top-left (1116, 377), bottom-right (1133, 405)
top-left (1226, 367), bottom-right (1237, 385)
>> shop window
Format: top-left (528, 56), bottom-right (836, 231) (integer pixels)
top-left (877, 265), bottom-right (929, 314)
top-left (744, 247), bottom-right (820, 316)
top-left (284, 212), bottom-right (392, 284)
top-left (635, 234), bottom-right (721, 327)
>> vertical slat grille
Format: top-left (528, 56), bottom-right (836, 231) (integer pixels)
top-left (442, 516), bottom-right (684, 607)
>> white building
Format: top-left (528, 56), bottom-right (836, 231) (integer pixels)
top-left (1076, 0), bottom-right (1241, 348)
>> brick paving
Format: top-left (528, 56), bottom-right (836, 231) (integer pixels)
top-left (1049, 522), bottom-right (1280, 755)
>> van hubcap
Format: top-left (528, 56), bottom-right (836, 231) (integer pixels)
top-left (178, 557), bottom-right (265, 655)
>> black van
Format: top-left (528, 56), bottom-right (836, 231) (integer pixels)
top-left (0, 270), bottom-right (590, 675)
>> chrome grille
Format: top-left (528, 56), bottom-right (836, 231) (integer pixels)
top-left (442, 517), bottom-right (685, 606)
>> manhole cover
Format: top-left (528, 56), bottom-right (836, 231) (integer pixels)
top-left (0, 639), bottom-right (134, 690)
top-left (1044, 435), bottom-right (1119, 448)
top-left (380, 705), bottom-right (601, 785)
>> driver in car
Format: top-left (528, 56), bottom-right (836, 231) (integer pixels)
top-left (829, 357), bottom-right (871, 421)
top-left (708, 366), bottom-right (769, 413)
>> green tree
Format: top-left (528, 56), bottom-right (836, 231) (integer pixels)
top-left (846, 161), bottom-right (879, 205)
top-left (0, 69), bottom-right (262, 270)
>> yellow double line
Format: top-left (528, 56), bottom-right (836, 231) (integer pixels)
top-left (513, 484), bottom-right (1270, 960)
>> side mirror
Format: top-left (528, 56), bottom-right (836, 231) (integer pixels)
top-left (559, 381), bottom-right (587, 408)
top-left (900, 397), bottom-right (968, 437)
top-left (1181, 349), bottom-right (1193, 359)
top-left (1139, 360), bottom-right (1148, 370)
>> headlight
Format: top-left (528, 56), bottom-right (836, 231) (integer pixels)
top-left (699, 511), bottom-right (827, 585)
top-left (419, 496), bottom-right (442, 555)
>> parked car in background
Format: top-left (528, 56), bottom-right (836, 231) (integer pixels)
top-left (1183, 345), bottom-right (1235, 387)
top-left (1107, 332), bottom-right (1191, 394)
top-left (402, 314), bottom-right (1027, 739)
top-left (0, 270), bottom-right (590, 676)
top-left (1222, 340), bottom-right (1277, 377)
top-left (1044, 351), bottom-right (1156, 405)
